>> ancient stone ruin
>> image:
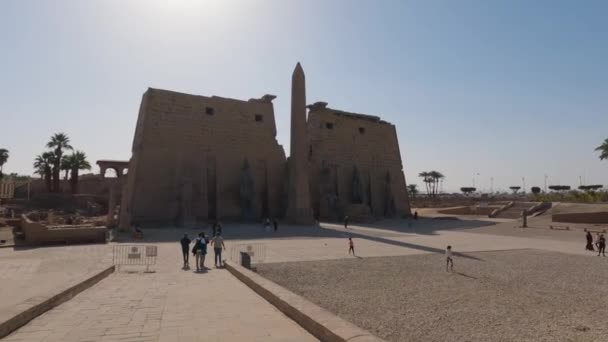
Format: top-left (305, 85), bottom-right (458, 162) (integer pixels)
top-left (119, 63), bottom-right (411, 227)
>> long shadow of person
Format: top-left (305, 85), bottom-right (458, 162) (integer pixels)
top-left (454, 271), bottom-right (478, 280)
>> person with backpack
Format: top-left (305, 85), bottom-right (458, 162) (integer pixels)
top-left (192, 233), bottom-right (207, 272)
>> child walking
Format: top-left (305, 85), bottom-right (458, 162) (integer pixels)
top-left (348, 237), bottom-right (355, 255)
top-left (446, 245), bottom-right (454, 272)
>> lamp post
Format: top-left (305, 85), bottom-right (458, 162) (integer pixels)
top-left (472, 173), bottom-right (479, 189)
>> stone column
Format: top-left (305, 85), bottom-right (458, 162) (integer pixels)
top-left (119, 183), bottom-right (130, 231)
top-left (107, 182), bottom-right (116, 224)
top-left (286, 63), bottom-right (314, 224)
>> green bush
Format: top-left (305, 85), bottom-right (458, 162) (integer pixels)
top-left (533, 190), bottom-right (608, 203)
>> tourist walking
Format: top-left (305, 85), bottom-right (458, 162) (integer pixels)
top-left (598, 234), bottom-right (606, 257)
top-left (273, 218), bottom-right (278, 232)
top-left (344, 216), bottom-right (349, 229)
top-left (414, 211), bottom-right (418, 220)
top-left (180, 233), bottom-right (191, 268)
top-left (264, 217), bottom-right (271, 232)
top-left (193, 234), bottom-right (207, 272)
top-left (586, 231), bottom-right (595, 251)
top-left (446, 245), bottom-right (454, 272)
top-left (210, 233), bottom-right (226, 267)
top-left (348, 237), bottom-right (355, 255)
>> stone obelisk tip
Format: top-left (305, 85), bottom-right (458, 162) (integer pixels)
top-left (293, 62), bottom-right (304, 77)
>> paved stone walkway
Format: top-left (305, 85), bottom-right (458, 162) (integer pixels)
top-left (0, 244), bottom-right (112, 315)
top-left (3, 244), bottom-right (317, 342)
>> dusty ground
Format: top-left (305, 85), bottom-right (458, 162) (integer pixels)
top-left (258, 250), bottom-right (608, 342)
top-left (549, 203), bottom-right (608, 215)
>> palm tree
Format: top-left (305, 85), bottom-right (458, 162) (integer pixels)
top-left (418, 171), bottom-right (431, 196)
top-left (67, 151), bottom-right (91, 194)
top-left (46, 133), bottom-right (72, 192)
top-left (596, 138), bottom-right (608, 160)
top-left (407, 184), bottom-right (418, 199)
top-left (61, 155), bottom-right (73, 180)
top-left (33, 152), bottom-right (55, 192)
top-left (429, 171), bottom-right (445, 197)
top-left (0, 148), bottom-right (8, 179)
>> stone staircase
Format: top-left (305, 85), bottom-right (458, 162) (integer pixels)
top-left (495, 202), bottom-right (539, 219)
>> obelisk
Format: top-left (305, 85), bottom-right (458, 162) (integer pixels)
top-left (286, 62), bottom-right (314, 224)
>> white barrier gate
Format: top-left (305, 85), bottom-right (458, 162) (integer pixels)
top-left (113, 245), bottom-right (158, 272)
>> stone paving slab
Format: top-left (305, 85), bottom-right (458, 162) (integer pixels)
top-left (0, 265), bottom-right (114, 339)
top-left (0, 244), bottom-right (112, 315)
top-left (4, 244), bottom-right (317, 342)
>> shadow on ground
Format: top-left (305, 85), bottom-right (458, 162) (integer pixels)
top-left (111, 218), bottom-right (488, 261)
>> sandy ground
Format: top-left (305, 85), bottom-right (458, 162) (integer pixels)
top-left (549, 203), bottom-right (608, 214)
top-left (258, 250), bottom-right (608, 342)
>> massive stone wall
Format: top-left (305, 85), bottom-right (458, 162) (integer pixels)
top-left (307, 103), bottom-right (411, 220)
top-left (125, 88), bottom-right (286, 224)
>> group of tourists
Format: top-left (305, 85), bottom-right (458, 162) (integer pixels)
top-left (586, 231), bottom-right (606, 256)
top-left (180, 231), bottom-right (226, 272)
top-left (263, 218), bottom-right (279, 232)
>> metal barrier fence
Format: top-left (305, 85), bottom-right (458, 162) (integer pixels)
top-left (230, 243), bottom-right (266, 264)
top-left (113, 245), bottom-right (157, 272)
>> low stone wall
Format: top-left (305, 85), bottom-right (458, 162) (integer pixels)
top-left (439, 206), bottom-right (498, 216)
top-left (527, 202), bottom-right (552, 216)
top-left (552, 211), bottom-right (608, 224)
top-left (0, 265), bottom-right (114, 339)
top-left (21, 215), bottom-right (107, 245)
top-left (3, 219), bottom-right (20, 229)
top-left (29, 176), bottom-right (111, 198)
top-left (489, 201), bottom-right (514, 218)
top-left (225, 261), bottom-right (385, 342)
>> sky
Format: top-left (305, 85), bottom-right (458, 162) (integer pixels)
top-left (1, 0), bottom-right (607, 193)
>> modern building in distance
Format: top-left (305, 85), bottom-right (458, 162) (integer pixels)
top-left (121, 63), bottom-right (410, 227)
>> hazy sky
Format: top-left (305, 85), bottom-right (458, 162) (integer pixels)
top-left (1, 0), bottom-right (607, 193)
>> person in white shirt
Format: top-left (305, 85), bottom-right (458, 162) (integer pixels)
top-left (210, 234), bottom-right (226, 268)
top-left (446, 245), bottom-right (454, 272)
